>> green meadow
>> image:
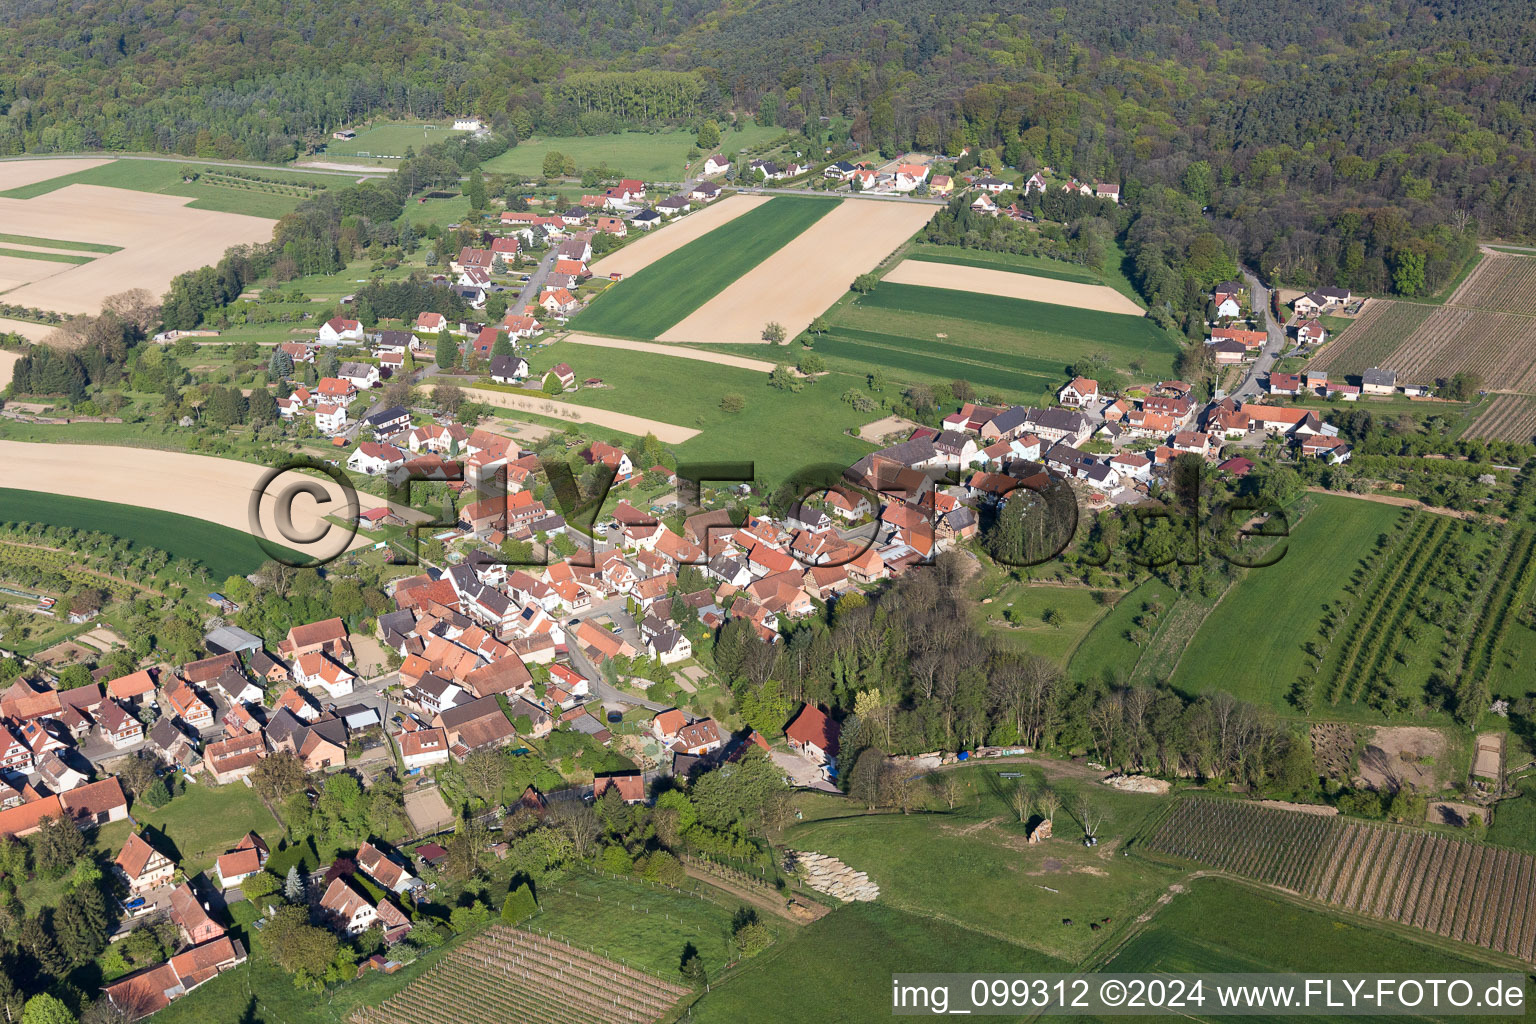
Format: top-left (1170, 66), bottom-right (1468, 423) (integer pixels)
top-left (0, 158), bottom-right (343, 217)
top-left (482, 125), bottom-right (784, 180)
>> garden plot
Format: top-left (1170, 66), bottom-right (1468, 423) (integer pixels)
top-left (0, 181), bottom-right (273, 315)
top-left (589, 195), bottom-right (771, 278)
top-left (658, 200), bottom-right (936, 344)
top-left (881, 259), bottom-right (1144, 315)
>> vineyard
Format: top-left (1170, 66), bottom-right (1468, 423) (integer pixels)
top-left (350, 926), bottom-right (689, 1024)
top-left (1306, 299), bottom-right (1536, 393)
top-left (1446, 253), bottom-right (1536, 314)
top-left (1145, 799), bottom-right (1536, 962)
top-left (1466, 394), bottom-right (1536, 442)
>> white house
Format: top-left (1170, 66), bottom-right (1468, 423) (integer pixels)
top-left (703, 155), bottom-right (730, 175)
top-left (313, 403), bottom-right (347, 436)
top-left (398, 727), bottom-right (451, 770)
top-left (347, 442), bottom-right (406, 476)
top-left (320, 878), bottom-right (377, 935)
top-left (452, 119), bottom-right (483, 131)
top-left (1058, 376), bottom-right (1099, 408)
top-left (337, 361), bottom-right (380, 390)
top-left (318, 317), bottom-right (365, 346)
top-left (294, 652), bottom-right (356, 698)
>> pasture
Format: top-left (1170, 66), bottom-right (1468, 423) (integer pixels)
top-left (781, 762), bottom-right (1177, 963)
top-left (575, 196), bottom-right (837, 339)
top-left (657, 200), bottom-right (938, 344)
top-left (320, 121), bottom-right (461, 162)
top-left (481, 125), bottom-right (783, 180)
top-left (980, 582), bottom-right (1116, 664)
top-left (906, 244), bottom-right (1106, 284)
top-left (1169, 495), bottom-right (1404, 712)
top-left (1068, 576), bottom-right (1181, 683)
top-left (134, 781), bottom-right (277, 874)
top-left (881, 259), bottom-right (1144, 315)
top-left (690, 903), bottom-right (1065, 1024)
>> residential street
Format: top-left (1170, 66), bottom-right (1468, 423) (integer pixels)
top-left (1232, 268), bottom-right (1285, 400)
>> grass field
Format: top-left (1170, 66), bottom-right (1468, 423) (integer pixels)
top-left (1169, 495), bottom-right (1404, 712)
top-left (0, 232), bottom-right (121, 253)
top-left (575, 196), bottom-right (837, 339)
top-left (1083, 878), bottom-right (1523, 1023)
top-left (816, 283), bottom-right (1181, 402)
top-left (135, 781), bottom-right (279, 874)
top-left (690, 903), bottom-right (1067, 1023)
top-left (781, 762), bottom-right (1177, 963)
top-left (321, 122), bottom-right (460, 160)
top-left (528, 340), bottom-right (873, 484)
top-left (481, 125), bottom-right (783, 180)
top-left (533, 869), bottom-right (763, 981)
top-left (0, 487), bottom-right (294, 579)
top-left (906, 244), bottom-right (1104, 283)
top-left (0, 158), bottom-right (339, 217)
top-left (982, 583), bottom-right (1116, 664)
top-left (1068, 577), bottom-right (1176, 683)
top-left (1488, 779), bottom-right (1536, 852)
top-left (0, 246), bottom-right (93, 264)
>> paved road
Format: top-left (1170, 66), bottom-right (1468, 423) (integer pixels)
top-left (1231, 268), bottom-right (1286, 400)
top-left (514, 247), bottom-right (558, 310)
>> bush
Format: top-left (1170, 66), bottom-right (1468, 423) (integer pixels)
top-left (500, 882), bottom-right (538, 925)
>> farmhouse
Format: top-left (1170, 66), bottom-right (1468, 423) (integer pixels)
top-left (1362, 367), bottom-right (1397, 395)
top-left (1058, 376), bottom-right (1098, 408)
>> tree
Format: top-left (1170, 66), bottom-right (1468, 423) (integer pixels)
top-left (21, 995), bottom-right (74, 1024)
top-left (679, 944), bottom-right (708, 989)
top-left (252, 751), bottom-right (306, 803)
top-left (719, 392), bottom-right (745, 413)
top-left (542, 151), bottom-right (567, 178)
top-left (1010, 781), bottom-right (1032, 823)
top-left (852, 273), bottom-right (879, 293)
top-left (242, 870), bottom-right (279, 902)
top-left (767, 364), bottom-right (802, 392)
top-left (284, 865), bottom-right (306, 903)
top-left (435, 328), bottom-right (458, 369)
top-left (268, 347), bottom-right (294, 380)
top-left (796, 352), bottom-right (825, 375)
top-left (465, 173), bottom-right (487, 211)
top-left (848, 748), bottom-right (887, 809)
top-left (501, 882), bottom-right (538, 924)
top-left (542, 372), bottom-right (564, 395)
top-left (761, 321), bottom-right (786, 344)
top-left (29, 815), bottom-right (85, 877)
top-left (491, 333), bottom-right (514, 358)
top-left (262, 905), bottom-right (338, 982)
top-left (808, 315), bottom-right (829, 336)
top-left (696, 120), bottom-right (720, 149)
top-left (867, 369), bottom-right (886, 392)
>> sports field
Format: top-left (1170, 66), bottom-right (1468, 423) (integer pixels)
top-left (0, 487), bottom-right (290, 578)
top-left (1169, 495), bottom-right (1403, 711)
top-left (481, 125), bottom-right (782, 180)
top-left (575, 196), bottom-right (838, 339)
top-left (816, 283), bottom-right (1181, 401)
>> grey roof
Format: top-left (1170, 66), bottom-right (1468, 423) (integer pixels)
top-left (634, 210), bottom-right (660, 222)
top-left (377, 609), bottom-right (415, 637)
top-left (204, 625), bottom-right (263, 655)
top-left (658, 196), bottom-right (691, 210)
top-left (489, 355), bottom-right (528, 379)
top-left (1361, 367), bottom-right (1396, 386)
top-left (873, 437), bottom-right (938, 467)
top-left (338, 361), bottom-right (373, 378)
top-left (376, 330), bottom-right (412, 347)
top-left (265, 707), bottom-right (305, 744)
top-left (365, 405), bottom-right (410, 426)
top-left (566, 713), bottom-right (607, 736)
top-left (1026, 407), bottom-right (1091, 433)
top-left (437, 695), bottom-right (504, 729)
top-left (987, 405), bottom-right (1032, 435)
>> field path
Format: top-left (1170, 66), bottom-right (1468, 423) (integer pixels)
top-left (461, 388), bottom-right (699, 442)
top-left (588, 195), bottom-right (771, 278)
top-left (0, 440), bottom-right (374, 559)
top-left (881, 260), bottom-right (1144, 315)
top-left (562, 333), bottom-right (775, 372)
top-left (658, 201), bottom-right (936, 344)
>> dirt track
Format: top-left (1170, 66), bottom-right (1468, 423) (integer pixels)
top-left (658, 200), bottom-right (936, 344)
top-left (881, 260), bottom-right (1145, 315)
top-left (588, 195), bottom-right (770, 278)
top-left (562, 333), bottom-right (775, 372)
top-left (461, 387), bottom-right (699, 443)
top-left (0, 180), bottom-right (274, 315)
top-left (0, 440), bottom-right (374, 560)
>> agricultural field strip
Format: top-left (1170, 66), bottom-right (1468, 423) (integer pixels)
top-left (879, 259), bottom-right (1145, 316)
top-left (0, 231), bottom-right (122, 253)
top-left (1458, 528), bottom-right (1536, 696)
top-left (1145, 798), bottom-right (1536, 962)
top-left (1445, 252), bottom-right (1536, 313)
top-left (1466, 394), bottom-right (1536, 442)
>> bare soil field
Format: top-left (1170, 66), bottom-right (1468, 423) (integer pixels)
top-left (1355, 726), bottom-right (1448, 792)
top-left (562, 332), bottom-right (775, 372)
top-left (0, 440), bottom-right (373, 561)
top-left (462, 387), bottom-right (699, 443)
top-left (857, 414), bottom-right (924, 442)
top-left (0, 183), bottom-right (273, 315)
top-left (658, 201), bottom-right (936, 344)
top-left (0, 319), bottom-right (53, 342)
top-left (589, 195), bottom-right (770, 278)
top-left (0, 158), bottom-right (111, 190)
top-left (0, 349), bottom-right (21, 386)
top-left (880, 259), bottom-right (1145, 316)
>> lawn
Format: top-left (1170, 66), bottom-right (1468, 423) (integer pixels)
top-left (1169, 495), bottom-right (1404, 712)
top-left (1082, 877), bottom-right (1524, 1023)
top-left (0, 158), bottom-right (341, 217)
top-left (574, 196), bottom-right (838, 339)
top-left (817, 282), bottom-right (1181, 402)
top-left (981, 582), bottom-right (1117, 665)
top-left (320, 121), bottom-right (459, 161)
top-left (0, 247), bottom-right (93, 264)
top-left (0, 487), bottom-right (294, 580)
top-left (1487, 778), bottom-right (1536, 852)
top-left (532, 868), bottom-right (762, 981)
top-left (134, 780), bottom-right (280, 874)
top-left (780, 762), bottom-right (1178, 963)
top-left (481, 125), bottom-right (784, 181)
top-left (690, 902), bottom-right (1067, 1024)
top-left (525, 340), bottom-right (875, 485)
top-left (1070, 576), bottom-right (1207, 687)
top-left (0, 232), bottom-right (121, 253)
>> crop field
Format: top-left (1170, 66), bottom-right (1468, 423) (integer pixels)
top-left (1465, 394), bottom-right (1536, 442)
top-left (481, 125), bottom-right (783, 180)
top-left (906, 245), bottom-right (1105, 284)
top-left (1446, 252), bottom-right (1536, 313)
top-left (1308, 295), bottom-right (1536, 393)
top-left (1170, 495), bottom-right (1404, 711)
top-left (589, 195), bottom-right (770, 278)
top-left (881, 260), bottom-right (1144, 315)
top-left (0, 157), bottom-right (338, 217)
top-left (576, 196), bottom-right (837, 339)
top-left (351, 925), bottom-right (688, 1024)
top-left (1144, 798), bottom-right (1536, 963)
top-left (816, 283), bottom-right (1180, 400)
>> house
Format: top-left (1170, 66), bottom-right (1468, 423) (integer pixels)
top-left (593, 772), bottom-right (646, 804)
top-left (293, 719), bottom-right (348, 771)
top-left (973, 176), bottom-right (1011, 194)
top-left (1058, 376), bottom-right (1098, 408)
top-left (145, 718), bottom-right (199, 771)
top-left (103, 936), bottom-right (246, 1018)
top-left (703, 154), bottom-right (730, 175)
top-left (373, 330), bottom-right (414, 357)
top-left (548, 362), bottom-right (576, 389)
top-left (1095, 182), bottom-right (1121, 203)
top-left (1267, 373), bottom-right (1305, 397)
top-left (320, 877), bottom-right (377, 935)
top-left (540, 289), bottom-right (579, 316)
top-left (1294, 287), bottom-right (1351, 316)
top-left (593, 216), bottom-right (626, 236)
top-left (318, 317), bottom-right (366, 346)
top-left (969, 193), bottom-right (998, 215)
top-left (363, 405), bottom-right (411, 436)
top-left (1296, 319), bottom-right (1327, 345)
top-left (398, 727), bottom-right (450, 769)
top-left (1362, 367), bottom-right (1397, 395)
top-left (1211, 327), bottom-right (1267, 350)
top-left (203, 731), bottom-right (266, 784)
top-left (1323, 381), bottom-right (1361, 401)
top-left (824, 160), bottom-right (857, 180)
top-left (281, 618), bottom-right (351, 661)
top-left (60, 777), bottom-right (128, 827)
top-left (357, 841), bottom-right (421, 897)
top-left (785, 704), bottom-right (839, 776)
top-left (214, 832), bottom-right (269, 889)
top-left (929, 174), bottom-right (953, 196)
top-left (295, 652), bottom-right (356, 698)
top-left (337, 362), bottom-right (380, 391)
top-left (313, 403), bottom-right (347, 436)
top-left (652, 712), bottom-right (723, 755)
top-left (1024, 172), bottom-right (1048, 194)
top-left (169, 881), bottom-right (226, 946)
top-left (347, 442), bottom-right (406, 476)
top-left (116, 832), bottom-right (175, 895)
top-left (1210, 338), bottom-right (1247, 364)
top-left (99, 699), bottom-right (144, 749)
top-left (1212, 291), bottom-right (1242, 318)
top-left (894, 163), bottom-right (929, 192)
top-left (502, 313), bottom-right (542, 340)
top-left (582, 441), bottom-right (634, 481)
top-left (433, 696), bottom-right (517, 757)
top-left (163, 678), bottom-right (214, 731)
top-left (489, 355), bottom-right (530, 384)
top-left (107, 669), bottom-right (157, 705)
